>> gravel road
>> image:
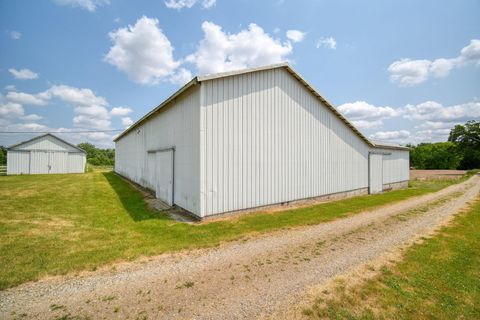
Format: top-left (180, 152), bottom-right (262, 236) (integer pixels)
top-left (1, 175), bottom-right (479, 320)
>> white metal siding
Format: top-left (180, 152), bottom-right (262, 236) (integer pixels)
top-left (67, 153), bottom-right (86, 173)
top-left (369, 153), bottom-right (383, 194)
top-left (115, 85), bottom-right (201, 215)
top-left (199, 68), bottom-right (371, 217)
top-left (378, 149), bottom-right (410, 184)
top-left (7, 151), bottom-right (30, 175)
top-left (14, 135), bottom-right (79, 152)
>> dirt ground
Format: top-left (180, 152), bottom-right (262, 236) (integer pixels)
top-left (1, 175), bottom-right (478, 320)
top-left (410, 169), bottom-right (467, 180)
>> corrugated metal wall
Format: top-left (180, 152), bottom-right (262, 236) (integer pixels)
top-left (67, 153), bottom-right (86, 173)
top-left (368, 153), bottom-right (383, 194)
top-left (115, 85), bottom-right (201, 215)
top-left (6, 151), bottom-right (30, 174)
top-left (379, 148), bottom-right (410, 184)
top-left (199, 68), bottom-right (374, 217)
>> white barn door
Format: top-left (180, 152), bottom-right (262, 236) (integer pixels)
top-left (155, 150), bottom-right (174, 206)
top-left (30, 151), bottom-right (50, 174)
top-left (49, 152), bottom-right (68, 173)
top-left (369, 153), bottom-right (383, 194)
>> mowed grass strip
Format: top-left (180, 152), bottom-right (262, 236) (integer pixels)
top-left (302, 196), bottom-right (480, 320)
top-left (0, 171), bottom-right (471, 289)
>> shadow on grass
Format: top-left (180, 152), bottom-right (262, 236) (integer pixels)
top-left (102, 171), bottom-right (170, 222)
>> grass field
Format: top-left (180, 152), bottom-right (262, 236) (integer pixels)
top-left (302, 196), bottom-right (480, 320)
top-left (0, 171), bottom-right (472, 290)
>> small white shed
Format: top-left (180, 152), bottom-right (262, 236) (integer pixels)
top-left (7, 133), bottom-right (86, 175)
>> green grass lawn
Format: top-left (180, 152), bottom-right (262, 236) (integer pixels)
top-left (302, 195), bottom-right (480, 320)
top-left (0, 171), bottom-right (471, 290)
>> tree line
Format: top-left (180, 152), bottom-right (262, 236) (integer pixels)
top-left (408, 120), bottom-right (480, 170)
top-left (76, 142), bottom-right (115, 166)
top-left (0, 120), bottom-right (478, 169)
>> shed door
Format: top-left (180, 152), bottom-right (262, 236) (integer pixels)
top-left (155, 150), bottom-right (174, 206)
top-left (369, 153), bottom-right (383, 194)
top-left (49, 152), bottom-right (68, 173)
top-left (30, 151), bottom-right (50, 174)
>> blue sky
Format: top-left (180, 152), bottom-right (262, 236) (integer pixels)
top-left (1, 0), bottom-right (479, 147)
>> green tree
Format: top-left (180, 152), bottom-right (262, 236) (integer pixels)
top-left (77, 142), bottom-right (115, 166)
top-left (0, 146), bottom-right (6, 165)
top-left (410, 142), bottom-right (461, 170)
top-left (448, 120), bottom-right (480, 169)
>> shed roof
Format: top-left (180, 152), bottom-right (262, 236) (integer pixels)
top-left (114, 63), bottom-right (408, 151)
top-left (7, 133), bottom-right (87, 153)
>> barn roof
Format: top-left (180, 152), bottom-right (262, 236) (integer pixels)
top-left (7, 133), bottom-right (87, 153)
top-left (114, 63), bottom-right (408, 151)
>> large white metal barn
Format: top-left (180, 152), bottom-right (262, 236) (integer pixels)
top-left (115, 63), bottom-right (409, 219)
top-left (7, 133), bottom-right (86, 175)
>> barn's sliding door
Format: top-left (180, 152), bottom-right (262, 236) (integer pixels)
top-left (30, 151), bottom-right (50, 174)
top-left (154, 149), bottom-right (174, 206)
top-left (369, 153), bottom-right (383, 194)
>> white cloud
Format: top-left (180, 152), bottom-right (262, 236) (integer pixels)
top-left (105, 16), bottom-right (181, 85)
top-left (286, 30), bottom-right (305, 43)
top-left (201, 0), bottom-right (216, 8)
top-left (337, 101), bottom-right (399, 121)
top-left (402, 101), bottom-right (480, 122)
top-left (9, 68), bottom-right (39, 80)
top-left (387, 59), bottom-right (431, 86)
top-left (21, 114), bottom-right (43, 121)
top-left (430, 58), bottom-right (455, 77)
top-left (4, 85), bottom-right (16, 91)
top-left (351, 119), bottom-right (383, 130)
top-left (186, 21), bottom-right (293, 74)
top-left (73, 115), bottom-right (110, 129)
top-left (388, 39), bottom-right (480, 86)
top-left (52, 0), bottom-right (109, 12)
top-left (0, 102), bottom-right (24, 118)
top-left (370, 130), bottom-right (410, 141)
top-left (415, 121), bottom-right (459, 130)
top-left (47, 85), bottom-right (112, 129)
top-left (164, 0), bottom-right (216, 10)
top-left (48, 85), bottom-right (107, 107)
top-left (316, 37), bottom-right (336, 49)
top-left (121, 117), bottom-right (133, 127)
top-left (459, 39), bottom-right (480, 64)
top-left (15, 122), bottom-right (49, 131)
top-left (6, 91), bottom-right (49, 106)
top-left (110, 106), bottom-right (132, 116)
top-left (9, 31), bottom-right (21, 40)
top-left (169, 68), bottom-right (192, 85)
top-left (337, 101), bottom-right (401, 131)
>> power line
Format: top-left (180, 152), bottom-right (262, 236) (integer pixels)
top-left (0, 129), bottom-right (124, 134)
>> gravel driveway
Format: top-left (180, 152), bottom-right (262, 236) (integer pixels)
top-left (2, 175), bottom-right (479, 320)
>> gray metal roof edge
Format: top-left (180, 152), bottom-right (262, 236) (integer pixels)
top-left (196, 62), bottom-right (290, 82)
top-left (7, 133), bottom-right (87, 153)
top-left (371, 142), bottom-right (410, 151)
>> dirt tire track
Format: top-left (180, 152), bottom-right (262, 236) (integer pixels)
top-left (1, 176), bottom-right (479, 320)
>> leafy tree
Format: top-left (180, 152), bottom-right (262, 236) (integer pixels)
top-left (409, 142), bottom-right (461, 170)
top-left (77, 142), bottom-right (115, 166)
top-left (0, 146), bottom-right (6, 165)
top-left (448, 120), bottom-right (480, 169)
